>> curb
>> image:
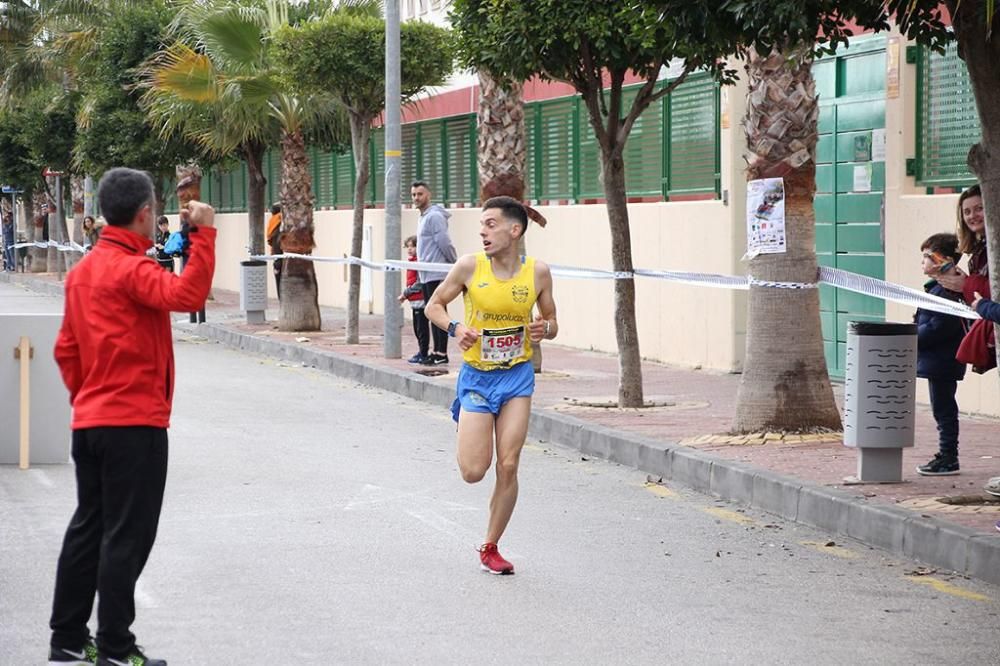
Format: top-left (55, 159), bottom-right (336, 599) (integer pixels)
top-left (4, 271), bottom-right (999, 586)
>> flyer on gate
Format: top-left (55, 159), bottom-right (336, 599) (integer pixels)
top-left (745, 177), bottom-right (786, 259)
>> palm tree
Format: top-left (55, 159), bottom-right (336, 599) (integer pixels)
top-left (732, 46), bottom-right (841, 433)
top-left (475, 69), bottom-right (547, 371)
top-left (139, 0), bottom-right (346, 331)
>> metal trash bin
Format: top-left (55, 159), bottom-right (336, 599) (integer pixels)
top-left (843, 321), bottom-right (917, 483)
top-left (240, 260), bottom-right (268, 324)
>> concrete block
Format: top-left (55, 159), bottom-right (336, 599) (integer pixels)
top-left (902, 515), bottom-right (975, 575)
top-left (752, 471), bottom-right (801, 521)
top-left (0, 314), bottom-right (71, 464)
top-left (636, 442), bottom-right (673, 480)
top-left (795, 484), bottom-right (856, 534)
top-left (709, 461), bottom-right (756, 505)
top-left (965, 535), bottom-right (1000, 587)
top-left (670, 447), bottom-right (713, 493)
top-left (846, 500), bottom-right (913, 555)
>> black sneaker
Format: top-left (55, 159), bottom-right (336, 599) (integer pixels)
top-left (407, 353), bottom-right (426, 364)
top-left (97, 647), bottom-right (166, 666)
top-left (49, 640), bottom-right (97, 664)
top-left (422, 354), bottom-right (449, 366)
top-left (916, 453), bottom-right (959, 476)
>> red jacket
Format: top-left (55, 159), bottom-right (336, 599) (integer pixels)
top-left (54, 224), bottom-right (217, 429)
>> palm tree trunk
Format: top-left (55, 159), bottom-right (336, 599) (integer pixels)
top-left (733, 48), bottom-right (841, 433)
top-left (244, 141), bottom-right (267, 256)
top-left (602, 149), bottom-right (644, 407)
top-left (477, 71), bottom-right (544, 370)
top-left (277, 128), bottom-right (321, 332)
top-left (346, 112), bottom-right (371, 344)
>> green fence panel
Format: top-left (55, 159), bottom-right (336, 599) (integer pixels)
top-left (621, 85), bottom-right (664, 198)
top-left (666, 75), bottom-right (719, 197)
top-left (916, 42), bottom-right (979, 187)
top-left (444, 115), bottom-right (476, 205)
top-left (400, 123), bottom-right (418, 200)
top-left (370, 128), bottom-right (386, 205)
top-left (311, 146), bottom-right (333, 208)
top-left (535, 96), bottom-right (575, 200)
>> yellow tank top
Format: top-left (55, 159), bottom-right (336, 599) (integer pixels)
top-left (462, 252), bottom-right (537, 370)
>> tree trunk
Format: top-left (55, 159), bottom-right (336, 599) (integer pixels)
top-left (476, 71), bottom-right (544, 370)
top-left (601, 150), bottom-right (644, 407)
top-left (346, 112), bottom-right (371, 344)
top-left (950, 0), bottom-right (1000, 376)
top-left (30, 192), bottom-right (47, 273)
top-left (733, 48), bottom-right (841, 433)
top-left (244, 141), bottom-right (267, 256)
top-left (66, 175), bottom-right (84, 270)
top-left (277, 128), bottom-right (320, 332)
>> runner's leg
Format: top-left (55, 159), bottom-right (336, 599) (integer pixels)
top-left (486, 397), bottom-right (530, 544)
top-left (456, 409), bottom-right (495, 483)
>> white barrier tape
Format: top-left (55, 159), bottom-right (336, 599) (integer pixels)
top-left (12, 240), bottom-right (88, 253)
top-left (244, 252), bottom-right (981, 320)
top-left (634, 268), bottom-right (750, 290)
top-left (747, 275), bottom-right (819, 290)
top-left (819, 266), bottom-right (979, 320)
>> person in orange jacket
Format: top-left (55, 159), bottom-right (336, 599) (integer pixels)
top-left (48, 168), bottom-right (216, 666)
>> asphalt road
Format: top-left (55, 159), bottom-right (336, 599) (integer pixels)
top-left (1, 283), bottom-right (998, 664)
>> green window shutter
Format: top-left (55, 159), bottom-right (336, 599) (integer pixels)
top-left (418, 120), bottom-right (444, 197)
top-left (444, 116), bottom-right (474, 205)
top-left (334, 150), bottom-right (355, 208)
top-left (371, 128), bottom-right (386, 204)
top-left (621, 84), bottom-right (664, 198)
top-left (666, 74), bottom-right (719, 197)
top-left (271, 150), bottom-right (283, 206)
top-left (163, 177), bottom-right (179, 214)
top-left (916, 43), bottom-right (979, 187)
top-left (578, 99), bottom-right (603, 200)
top-left (523, 104), bottom-right (538, 201)
top-left (312, 147), bottom-right (332, 209)
top-left (536, 97), bottom-right (575, 200)
top-left (400, 123), bottom-right (418, 202)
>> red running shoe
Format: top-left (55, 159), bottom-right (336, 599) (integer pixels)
top-left (479, 543), bottom-right (514, 575)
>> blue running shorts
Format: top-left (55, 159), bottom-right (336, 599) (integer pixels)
top-left (451, 361), bottom-right (535, 422)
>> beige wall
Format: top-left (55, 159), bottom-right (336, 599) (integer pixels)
top-left (210, 198), bottom-right (746, 373)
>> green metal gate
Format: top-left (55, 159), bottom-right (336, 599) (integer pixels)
top-left (813, 36), bottom-right (887, 377)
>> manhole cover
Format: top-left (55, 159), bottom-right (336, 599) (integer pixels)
top-left (415, 368), bottom-right (449, 377)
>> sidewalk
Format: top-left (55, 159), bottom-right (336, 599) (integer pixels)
top-left (4, 271), bottom-right (999, 584)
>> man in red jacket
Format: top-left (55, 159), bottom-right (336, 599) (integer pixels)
top-left (47, 168), bottom-right (216, 666)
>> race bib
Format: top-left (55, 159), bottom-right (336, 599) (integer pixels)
top-left (481, 326), bottom-right (525, 363)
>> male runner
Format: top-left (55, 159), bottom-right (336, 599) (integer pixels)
top-left (425, 196), bottom-right (558, 575)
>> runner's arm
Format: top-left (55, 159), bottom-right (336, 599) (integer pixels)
top-left (426, 254), bottom-right (477, 347)
top-left (528, 260), bottom-right (558, 342)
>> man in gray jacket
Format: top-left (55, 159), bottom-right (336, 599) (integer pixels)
top-left (412, 181), bottom-right (457, 365)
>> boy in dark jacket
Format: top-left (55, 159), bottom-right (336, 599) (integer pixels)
top-left (914, 233), bottom-right (968, 476)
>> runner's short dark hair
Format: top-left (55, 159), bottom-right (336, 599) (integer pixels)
top-left (411, 181), bottom-right (430, 191)
top-left (483, 196), bottom-right (528, 237)
top-left (97, 168), bottom-right (154, 227)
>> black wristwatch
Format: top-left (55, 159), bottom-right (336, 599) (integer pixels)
top-left (447, 320), bottom-right (459, 337)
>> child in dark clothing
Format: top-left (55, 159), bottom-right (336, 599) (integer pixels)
top-left (399, 235), bottom-right (429, 364)
top-left (915, 233), bottom-right (969, 476)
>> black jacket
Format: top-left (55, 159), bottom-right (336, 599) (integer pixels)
top-left (915, 280), bottom-right (967, 381)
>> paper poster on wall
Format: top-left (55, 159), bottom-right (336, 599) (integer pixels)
top-left (871, 129), bottom-right (886, 162)
top-left (746, 177), bottom-right (786, 258)
top-left (853, 165), bottom-right (872, 193)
